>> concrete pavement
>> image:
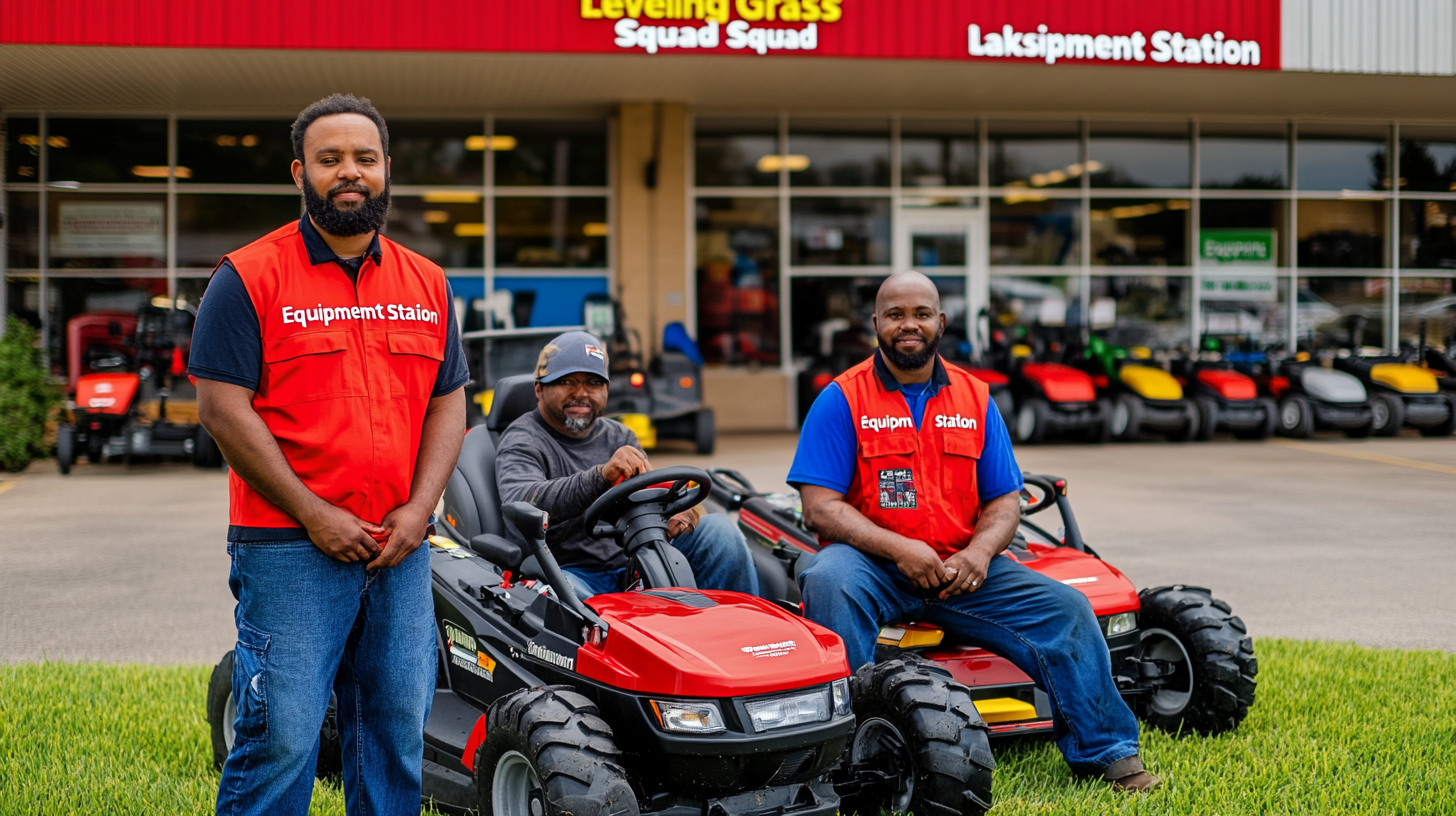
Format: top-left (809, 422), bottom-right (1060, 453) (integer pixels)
top-left (2, 432), bottom-right (1454, 664)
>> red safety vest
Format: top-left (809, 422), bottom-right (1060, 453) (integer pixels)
top-left (223, 222), bottom-right (451, 529)
top-left (833, 356), bottom-right (990, 558)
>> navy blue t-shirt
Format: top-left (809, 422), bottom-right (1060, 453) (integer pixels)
top-left (788, 354), bottom-right (1023, 502)
top-left (189, 217), bottom-right (470, 541)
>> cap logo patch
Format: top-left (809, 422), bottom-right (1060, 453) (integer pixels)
top-left (585, 344), bottom-right (605, 361)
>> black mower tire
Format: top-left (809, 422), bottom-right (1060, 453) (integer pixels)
top-left (1194, 397), bottom-right (1218, 441)
top-left (694, 408), bottom-right (716, 456)
top-left (1420, 394), bottom-right (1456, 437)
top-left (1276, 395), bottom-right (1314, 438)
top-left (1111, 393), bottom-right (1143, 442)
top-left (1166, 402), bottom-right (1200, 443)
top-left (56, 423), bottom-right (75, 475)
top-left (840, 657), bottom-right (994, 816)
top-left (1012, 397), bottom-right (1049, 445)
top-left (476, 686), bottom-right (637, 816)
top-left (206, 649), bottom-right (342, 777)
top-left (1234, 398), bottom-right (1278, 440)
top-left (1370, 393), bottom-right (1405, 437)
top-left (1136, 585), bottom-right (1258, 736)
top-left (1087, 398), bottom-right (1114, 444)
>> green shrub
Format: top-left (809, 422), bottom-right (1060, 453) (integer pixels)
top-left (0, 317), bottom-right (63, 472)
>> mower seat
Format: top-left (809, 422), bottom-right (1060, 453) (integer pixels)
top-left (485, 374), bottom-right (538, 444)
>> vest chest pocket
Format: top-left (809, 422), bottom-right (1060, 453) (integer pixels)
top-left (386, 332), bottom-right (445, 399)
top-left (940, 433), bottom-right (982, 493)
top-left (261, 331), bottom-right (357, 406)
top-left (860, 433), bottom-right (919, 510)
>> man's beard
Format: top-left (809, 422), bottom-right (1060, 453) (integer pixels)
top-left (551, 399), bottom-right (602, 434)
top-left (303, 178), bottom-right (390, 238)
top-left (881, 323), bottom-right (944, 371)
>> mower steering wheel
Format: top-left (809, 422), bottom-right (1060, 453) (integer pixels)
top-left (1019, 474), bottom-right (1061, 516)
top-left (583, 466), bottom-right (714, 539)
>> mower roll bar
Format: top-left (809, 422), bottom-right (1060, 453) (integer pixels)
top-left (500, 502), bottom-right (609, 635)
top-left (1019, 473), bottom-right (1086, 552)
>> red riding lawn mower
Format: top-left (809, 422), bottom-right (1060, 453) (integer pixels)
top-left (55, 304), bottom-right (223, 474)
top-left (1174, 344), bottom-right (1278, 441)
top-left (711, 468), bottom-right (1257, 745)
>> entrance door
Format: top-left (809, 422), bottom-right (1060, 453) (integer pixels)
top-left (894, 208), bottom-right (988, 359)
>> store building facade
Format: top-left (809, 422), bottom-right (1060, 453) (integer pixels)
top-left (4, 0), bottom-right (1456, 429)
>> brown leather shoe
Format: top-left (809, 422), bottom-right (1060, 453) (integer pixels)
top-left (1109, 770), bottom-right (1163, 793)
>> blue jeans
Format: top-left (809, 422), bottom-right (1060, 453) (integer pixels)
top-left (564, 514), bottom-right (760, 598)
top-left (216, 539), bottom-right (436, 816)
top-left (799, 544), bottom-right (1140, 775)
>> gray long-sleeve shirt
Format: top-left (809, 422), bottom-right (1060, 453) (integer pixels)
top-left (494, 409), bottom-right (643, 571)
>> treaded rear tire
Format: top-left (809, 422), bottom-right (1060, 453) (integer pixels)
top-left (1277, 395), bottom-right (1314, 438)
top-left (1136, 586), bottom-right (1257, 736)
top-left (841, 657), bottom-right (994, 816)
top-left (694, 408), bottom-right (716, 455)
top-left (1013, 398), bottom-right (1048, 444)
top-left (1112, 393), bottom-right (1143, 441)
top-left (1371, 393), bottom-right (1405, 437)
top-left (56, 423), bottom-right (75, 475)
top-left (1194, 397), bottom-right (1218, 441)
top-left (477, 686), bottom-right (638, 816)
top-left (206, 650), bottom-right (234, 770)
top-left (1420, 394), bottom-right (1456, 437)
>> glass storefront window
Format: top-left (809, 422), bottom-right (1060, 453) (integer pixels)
top-left (1200, 199), bottom-right (1289, 265)
top-left (176, 194), bottom-right (301, 269)
top-left (6, 192), bottom-right (40, 268)
top-left (989, 198), bottom-right (1079, 267)
top-left (386, 195), bottom-right (485, 268)
top-left (494, 120), bottom-right (608, 187)
top-left (900, 120), bottom-right (978, 187)
top-left (388, 120), bottom-right (484, 186)
top-left (1299, 275), bottom-right (1388, 347)
top-left (1297, 199), bottom-right (1386, 268)
top-left (695, 197), bottom-right (780, 366)
top-left (789, 275), bottom-right (882, 362)
top-left (45, 276), bottom-right (171, 376)
top-left (1089, 121), bottom-right (1190, 189)
top-left (6, 117), bottom-right (40, 182)
top-left (989, 274), bottom-right (1083, 341)
top-left (46, 118), bottom-right (168, 184)
top-left (1199, 122), bottom-right (1288, 189)
top-left (788, 120), bottom-right (891, 187)
top-left (1400, 200), bottom-right (1456, 270)
top-left (178, 119), bottom-right (294, 185)
top-left (790, 197), bottom-right (890, 265)
top-left (1200, 278), bottom-right (1289, 350)
top-left (1296, 124), bottom-right (1389, 191)
top-left (494, 196), bottom-right (608, 268)
top-left (46, 193), bottom-right (167, 269)
top-left (695, 117), bottom-right (778, 187)
top-left (988, 120), bottom-right (1081, 189)
top-left (1397, 127), bottom-right (1456, 192)
top-left (1090, 275), bottom-right (1192, 351)
top-left (1398, 276), bottom-right (1456, 349)
top-left (1090, 198), bottom-right (1190, 266)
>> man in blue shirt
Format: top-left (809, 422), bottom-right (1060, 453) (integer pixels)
top-left (789, 271), bottom-right (1156, 792)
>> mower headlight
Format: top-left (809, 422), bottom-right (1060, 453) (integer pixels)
top-left (831, 678), bottom-right (852, 717)
top-left (745, 688), bottom-right (832, 733)
top-left (650, 699), bottom-right (725, 734)
top-left (1105, 612), bottom-right (1137, 636)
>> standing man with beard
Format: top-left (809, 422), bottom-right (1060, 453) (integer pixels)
top-left (788, 272), bottom-right (1159, 792)
top-left (190, 95), bottom-right (468, 814)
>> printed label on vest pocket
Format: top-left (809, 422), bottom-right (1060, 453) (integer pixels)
top-left (878, 468), bottom-right (917, 509)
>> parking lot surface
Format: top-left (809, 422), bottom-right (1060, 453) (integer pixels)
top-left (2, 433), bottom-right (1454, 664)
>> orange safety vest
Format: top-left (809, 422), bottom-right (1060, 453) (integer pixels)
top-left (833, 355), bottom-right (990, 558)
top-left (223, 222), bottom-right (451, 529)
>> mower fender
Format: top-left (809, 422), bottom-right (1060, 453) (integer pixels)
top-left (1020, 362), bottom-right (1097, 403)
top-left (1119, 365), bottom-right (1183, 401)
top-left (1370, 363), bottom-right (1439, 394)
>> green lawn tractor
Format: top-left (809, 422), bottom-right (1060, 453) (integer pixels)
top-left (1083, 336), bottom-right (1199, 442)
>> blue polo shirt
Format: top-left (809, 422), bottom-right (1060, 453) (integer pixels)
top-left (789, 352), bottom-right (1023, 501)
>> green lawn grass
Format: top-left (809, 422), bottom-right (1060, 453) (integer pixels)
top-left (1, 639), bottom-right (1452, 815)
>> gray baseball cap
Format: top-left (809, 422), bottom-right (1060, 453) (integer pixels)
top-left (535, 331), bottom-right (609, 383)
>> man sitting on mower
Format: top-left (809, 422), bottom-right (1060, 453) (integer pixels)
top-left (495, 331), bottom-right (759, 599)
top-left (790, 271), bottom-right (1160, 793)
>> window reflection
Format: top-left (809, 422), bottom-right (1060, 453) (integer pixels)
top-left (1199, 122), bottom-right (1287, 189)
top-left (1399, 200), bottom-right (1456, 269)
top-left (46, 119), bottom-right (168, 184)
top-left (388, 120), bottom-right (484, 186)
top-left (695, 197), bottom-right (780, 366)
top-left (6, 192), bottom-right (40, 268)
top-left (989, 120), bottom-right (1081, 189)
top-left (790, 197), bottom-right (890, 265)
top-left (1300, 276), bottom-right (1387, 346)
top-left (1297, 200), bottom-right (1385, 268)
top-left (176, 195), bottom-right (301, 269)
top-left (900, 120), bottom-right (977, 187)
top-left (989, 198), bottom-right (1079, 266)
top-left (1297, 125), bottom-right (1389, 190)
top-left (494, 196), bottom-right (608, 267)
top-left (6, 118), bottom-right (39, 183)
top-left (989, 275), bottom-right (1082, 337)
top-left (1397, 128), bottom-right (1456, 192)
top-left (1089, 122), bottom-right (1190, 188)
top-left (1090, 198), bottom-right (1190, 266)
top-left (1200, 199), bottom-right (1288, 266)
top-left (788, 120), bottom-right (891, 187)
top-left (1398, 277), bottom-right (1456, 350)
top-left (1090, 275), bottom-right (1192, 351)
top-left (178, 120), bottom-right (294, 185)
top-left (47, 193), bottom-right (167, 269)
top-left (494, 120), bottom-right (607, 187)
top-left (695, 118), bottom-right (778, 187)
top-left (386, 195), bottom-right (485, 268)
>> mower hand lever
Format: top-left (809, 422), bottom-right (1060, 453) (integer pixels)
top-left (500, 501), bottom-right (608, 636)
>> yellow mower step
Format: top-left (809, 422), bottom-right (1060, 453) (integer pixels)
top-left (973, 697), bottom-right (1040, 724)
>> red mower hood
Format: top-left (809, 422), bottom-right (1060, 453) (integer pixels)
top-left (1197, 369), bottom-right (1258, 401)
top-left (1017, 544), bottom-right (1139, 616)
top-left (577, 590), bottom-right (849, 698)
top-left (1021, 362), bottom-right (1097, 403)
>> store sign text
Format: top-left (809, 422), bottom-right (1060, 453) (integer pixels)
top-left (968, 24), bottom-right (1262, 67)
top-left (585, 0), bottom-right (840, 54)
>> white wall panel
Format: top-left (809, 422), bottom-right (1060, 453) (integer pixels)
top-left (1285, 0), bottom-right (1456, 74)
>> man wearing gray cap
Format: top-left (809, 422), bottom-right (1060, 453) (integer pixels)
top-left (494, 331), bottom-right (759, 598)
